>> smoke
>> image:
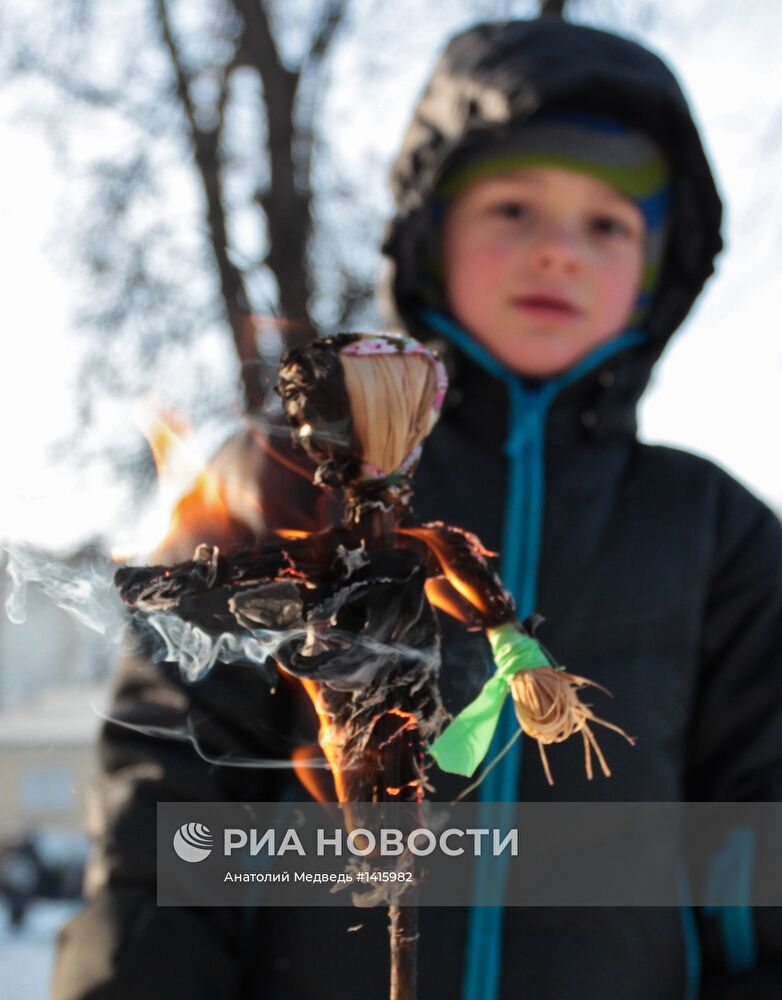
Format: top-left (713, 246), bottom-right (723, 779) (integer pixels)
top-left (93, 710), bottom-right (336, 771)
top-left (3, 543), bottom-right (439, 688)
top-left (145, 611), bottom-right (293, 683)
top-left (3, 542), bottom-right (126, 640)
top-left (2, 543), bottom-right (446, 778)
top-left (145, 609), bottom-right (438, 686)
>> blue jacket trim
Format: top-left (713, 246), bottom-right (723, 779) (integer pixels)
top-left (419, 310), bottom-right (646, 999)
top-left (677, 861), bottom-right (703, 1000)
top-left (703, 827), bottom-right (758, 974)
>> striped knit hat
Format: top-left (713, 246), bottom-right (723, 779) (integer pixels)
top-left (432, 112), bottom-right (671, 327)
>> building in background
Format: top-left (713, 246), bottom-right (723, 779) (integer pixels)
top-left (0, 554), bottom-right (111, 838)
top-left (0, 683), bottom-right (106, 838)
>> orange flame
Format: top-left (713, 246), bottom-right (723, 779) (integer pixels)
top-left (398, 526), bottom-right (495, 618)
top-left (385, 780), bottom-right (422, 797)
top-left (291, 745), bottom-right (336, 804)
top-left (294, 677), bottom-right (372, 834)
top-left (298, 678), bottom-right (349, 803)
top-left (142, 408), bottom-right (189, 473)
top-left (115, 404), bottom-right (266, 560)
top-left (424, 577), bottom-right (478, 625)
top-left (165, 466), bottom-right (233, 547)
top-left (293, 680), bottom-right (425, 813)
top-left (379, 707), bottom-right (418, 746)
top-left (244, 422), bottom-right (315, 484)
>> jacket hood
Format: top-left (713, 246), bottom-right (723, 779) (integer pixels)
top-left (381, 17), bottom-right (723, 406)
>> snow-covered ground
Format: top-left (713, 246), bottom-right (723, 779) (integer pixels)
top-left (0, 899), bottom-right (82, 1000)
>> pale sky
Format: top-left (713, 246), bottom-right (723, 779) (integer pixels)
top-left (1, 1), bottom-right (781, 553)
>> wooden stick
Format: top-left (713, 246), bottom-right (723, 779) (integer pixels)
top-left (388, 900), bottom-right (418, 1000)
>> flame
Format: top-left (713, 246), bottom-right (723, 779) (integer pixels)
top-left (245, 423), bottom-right (315, 484)
top-left (385, 780), bottom-right (422, 797)
top-left (295, 677), bottom-right (371, 834)
top-left (147, 411), bottom-right (235, 555)
top-left (276, 529), bottom-right (312, 540)
top-left (398, 526), bottom-right (495, 618)
top-left (166, 467), bottom-right (232, 547)
top-left (142, 407), bottom-right (189, 473)
top-left (380, 710), bottom-right (424, 803)
top-left (113, 403), bottom-right (265, 560)
top-left (294, 680), bottom-right (424, 813)
top-left (424, 577), bottom-right (478, 625)
top-left (379, 707), bottom-right (418, 747)
top-left (291, 745), bottom-right (336, 804)
top-left (245, 313), bottom-right (311, 335)
top-left (278, 561), bottom-right (309, 581)
top-left (298, 678), bottom-right (349, 803)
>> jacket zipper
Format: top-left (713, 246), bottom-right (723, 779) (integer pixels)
top-left (421, 311), bottom-right (660, 1000)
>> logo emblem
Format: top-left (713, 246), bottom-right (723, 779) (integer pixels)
top-left (173, 822), bottom-right (213, 862)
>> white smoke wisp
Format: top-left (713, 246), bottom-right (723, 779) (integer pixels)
top-left (146, 611), bottom-right (439, 686)
top-left (91, 709), bottom-right (337, 771)
top-left (2, 544), bottom-right (439, 690)
top-left (2, 543), bottom-right (444, 779)
top-left (3, 542), bottom-right (126, 641)
top-left (146, 612), bottom-right (295, 683)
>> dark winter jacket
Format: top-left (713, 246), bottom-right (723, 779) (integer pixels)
top-left (53, 17), bottom-right (782, 1000)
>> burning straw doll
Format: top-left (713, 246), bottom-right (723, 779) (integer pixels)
top-left (116, 332), bottom-right (632, 797)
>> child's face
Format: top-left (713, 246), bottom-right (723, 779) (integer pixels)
top-left (441, 167), bottom-right (646, 376)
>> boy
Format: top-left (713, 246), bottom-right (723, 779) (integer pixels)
top-left (53, 17), bottom-right (782, 1000)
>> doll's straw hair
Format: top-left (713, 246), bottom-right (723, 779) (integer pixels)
top-left (511, 667), bottom-right (636, 786)
top-left (339, 353), bottom-right (438, 475)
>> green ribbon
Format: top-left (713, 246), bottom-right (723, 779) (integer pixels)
top-left (428, 623), bottom-right (547, 777)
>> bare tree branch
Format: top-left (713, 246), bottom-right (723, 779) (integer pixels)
top-left (296, 0), bottom-right (346, 181)
top-left (232, 0), bottom-right (315, 353)
top-left (8, 46), bottom-right (159, 134)
top-left (155, 0), bottom-right (264, 412)
top-left (307, 0), bottom-right (345, 67)
top-left (3, 0), bottom-right (370, 427)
